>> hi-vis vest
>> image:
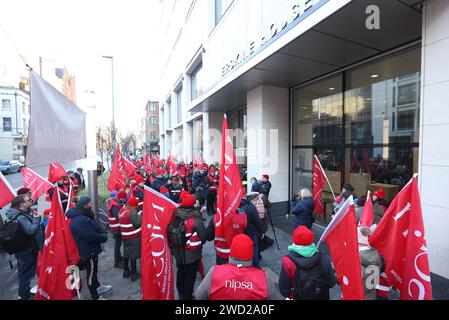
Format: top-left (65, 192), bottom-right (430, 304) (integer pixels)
top-left (214, 237), bottom-right (230, 259)
top-left (184, 217), bottom-right (202, 251)
top-left (119, 209), bottom-right (141, 240)
top-left (107, 199), bottom-right (121, 232)
top-left (170, 182), bottom-right (183, 202)
top-left (210, 264), bottom-right (268, 300)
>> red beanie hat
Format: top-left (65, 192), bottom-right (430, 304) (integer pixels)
top-left (293, 226), bottom-right (314, 246)
top-left (127, 197), bottom-right (140, 207)
top-left (181, 194), bottom-right (195, 207)
top-left (230, 234), bottom-right (254, 261)
top-left (262, 174), bottom-right (269, 180)
top-left (156, 168), bottom-right (163, 176)
top-left (374, 189), bottom-right (385, 200)
top-left (160, 186), bottom-right (169, 193)
top-left (133, 174), bottom-right (145, 184)
top-left (117, 191), bottom-right (127, 199)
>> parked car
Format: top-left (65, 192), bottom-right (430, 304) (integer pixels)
top-left (0, 160), bottom-right (24, 175)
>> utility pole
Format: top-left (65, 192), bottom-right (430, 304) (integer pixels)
top-left (102, 55), bottom-right (116, 150)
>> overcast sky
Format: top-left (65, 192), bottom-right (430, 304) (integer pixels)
top-left (0, 0), bottom-right (162, 137)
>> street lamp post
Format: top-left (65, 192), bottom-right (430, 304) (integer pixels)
top-left (102, 55), bottom-right (116, 149)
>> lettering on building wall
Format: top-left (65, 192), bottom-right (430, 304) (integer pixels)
top-left (222, 0), bottom-right (319, 77)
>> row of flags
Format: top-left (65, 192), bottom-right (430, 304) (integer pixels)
top-left (314, 157), bottom-right (432, 299)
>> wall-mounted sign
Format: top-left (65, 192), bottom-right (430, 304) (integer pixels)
top-left (221, 0), bottom-right (321, 77)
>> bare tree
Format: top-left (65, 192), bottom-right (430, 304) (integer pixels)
top-left (119, 132), bottom-right (137, 159)
top-left (96, 126), bottom-right (115, 169)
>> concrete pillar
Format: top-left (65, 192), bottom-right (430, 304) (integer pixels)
top-left (247, 85), bottom-right (289, 204)
top-left (183, 122), bottom-right (193, 163)
top-left (420, 0), bottom-right (449, 280)
top-left (203, 111), bottom-right (223, 164)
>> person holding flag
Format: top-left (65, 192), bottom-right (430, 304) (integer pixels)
top-left (5, 195), bottom-right (44, 300)
top-left (66, 197), bottom-right (111, 300)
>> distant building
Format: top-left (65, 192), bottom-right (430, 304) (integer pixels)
top-left (56, 67), bottom-right (77, 105)
top-left (0, 82), bottom-right (30, 161)
top-left (145, 101), bottom-right (160, 155)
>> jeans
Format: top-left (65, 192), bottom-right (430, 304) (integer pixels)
top-left (176, 260), bottom-right (199, 300)
top-left (123, 258), bottom-right (137, 273)
top-left (113, 233), bottom-right (122, 262)
top-left (79, 257), bottom-right (100, 300)
top-left (252, 235), bottom-right (260, 269)
top-left (16, 251), bottom-right (38, 300)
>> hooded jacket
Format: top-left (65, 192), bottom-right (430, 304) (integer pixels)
top-left (66, 207), bottom-right (107, 260)
top-left (239, 198), bottom-right (263, 239)
top-left (5, 207), bottom-right (44, 255)
top-left (290, 198), bottom-right (315, 228)
top-left (278, 251), bottom-right (336, 299)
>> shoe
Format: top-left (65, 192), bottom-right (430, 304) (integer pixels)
top-left (97, 284), bottom-right (112, 295)
top-left (97, 296), bottom-right (107, 300)
top-left (30, 285), bottom-right (37, 294)
top-left (114, 261), bottom-right (124, 269)
top-left (131, 272), bottom-right (141, 282)
top-left (123, 270), bottom-right (131, 278)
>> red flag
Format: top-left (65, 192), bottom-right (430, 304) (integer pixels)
top-left (48, 162), bottom-right (67, 183)
top-left (214, 114), bottom-right (243, 257)
top-left (0, 172), bottom-right (16, 208)
top-left (36, 187), bottom-right (80, 300)
top-left (122, 156), bottom-right (136, 179)
top-left (313, 155), bottom-right (327, 216)
top-left (166, 154), bottom-right (177, 172)
top-left (141, 186), bottom-right (179, 300)
top-left (22, 167), bottom-right (54, 201)
top-left (319, 196), bottom-right (364, 300)
top-left (369, 175), bottom-right (432, 300)
top-left (359, 190), bottom-right (374, 227)
top-left (107, 146), bottom-right (127, 192)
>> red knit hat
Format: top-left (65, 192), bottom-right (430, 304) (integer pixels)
top-left (156, 168), bottom-right (163, 176)
top-left (160, 186), bottom-right (169, 194)
top-left (374, 189), bottom-right (385, 200)
top-left (127, 197), bottom-right (140, 207)
top-left (230, 234), bottom-right (254, 261)
top-left (262, 174), bottom-right (269, 180)
top-left (117, 191), bottom-right (127, 199)
top-left (133, 174), bottom-right (145, 184)
top-left (293, 226), bottom-right (314, 246)
top-left (181, 193), bottom-right (195, 207)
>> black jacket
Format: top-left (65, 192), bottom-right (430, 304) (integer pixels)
top-left (239, 199), bottom-right (263, 239)
top-left (66, 207), bottom-right (107, 260)
top-left (290, 198), bottom-right (315, 228)
top-left (74, 172), bottom-right (85, 189)
top-left (279, 251), bottom-right (336, 299)
top-left (260, 181), bottom-right (272, 198)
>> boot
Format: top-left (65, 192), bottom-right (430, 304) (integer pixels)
top-left (123, 270), bottom-right (131, 278)
top-left (114, 260), bottom-right (124, 269)
top-left (131, 272), bottom-right (141, 282)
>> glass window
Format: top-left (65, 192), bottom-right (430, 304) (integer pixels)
top-left (292, 75), bottom-right (343, 146)
top-left (192, 118), bottom-right (203, 157)
top-left (149, 132), bottom-right (157, 140)
top-left (176, 87), bottom-right (183, 124)
top-left (2, 99), bottom-right (11, 109)
top-left (215, 0), bottom-right (232, 25)
top-left (191, 63), bottom-right (203, 101)
top-left (148, 103), bottom-right (156, 112)
top-left (3, 117), bottom-right (12, 132)
top-left (149, 117), bottom-right (157, 125)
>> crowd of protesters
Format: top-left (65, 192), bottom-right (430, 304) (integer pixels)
top-left (1, 155), bottom-right (396, 301)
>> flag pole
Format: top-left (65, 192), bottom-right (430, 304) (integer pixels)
top-left (314, 155), bottom-right (336, 201)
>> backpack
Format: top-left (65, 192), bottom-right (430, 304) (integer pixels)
top-left (291, 253), bottom-right (330, 300)
top-left (0, 213), bottom-right (33, 255)
top-left (252, 196), bottom-right (266, 219)
top-left (167, 214), bottom-right (188, 247)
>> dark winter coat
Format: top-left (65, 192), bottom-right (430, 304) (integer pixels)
top-left (251, 181), bottom-right (261, 193)
top-left (123, 208), bottom-right (141, 260)
top-left (278, 251), bottom-right (336, 299)
top-left (151, 177), bottom-right (165, 193)
top-left (5, 207), bottom-right (44, 255)
top-left (239, 198), bottom-right (264, 239)
top-left (260, 181), bottom-right (272, 198)
top-left (66, 207), bottom-right (107, 261)
top-left (290, 198), bottom-right (315, 229)
top-left (168, 207), bottom-right (207, 265)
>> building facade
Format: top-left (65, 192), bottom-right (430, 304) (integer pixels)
top-left (0, 83), bottom-right (30, 161)
top-left (145, 100), bottom-right (160, 155)
top-left (157, 0), bottom-right (449, 289)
